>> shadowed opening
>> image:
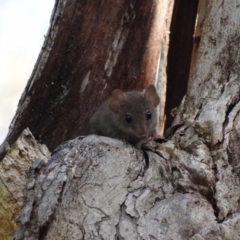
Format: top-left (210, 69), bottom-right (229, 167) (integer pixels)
top-left (164, 0), bottom-right (199, 131)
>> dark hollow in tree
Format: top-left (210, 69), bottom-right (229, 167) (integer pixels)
top-left (165, 0), bottom-right (198, 130)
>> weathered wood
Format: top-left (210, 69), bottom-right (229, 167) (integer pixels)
top-left (0, 0), bottom-right (173, 160)
top-left (15, 0), bottom-right (240, 239)
top-left (14, 136), bottom-right (216, 239)
top-left (0, 129), bottom-right (50, 240)
top-left (15, 131), bottom-right (239, 239)
top-left (0, 0), bottom-right (239, 239)
top-left (171, 0), bottom-right (240, 230)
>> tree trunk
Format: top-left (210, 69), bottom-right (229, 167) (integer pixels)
top-left (0, 0), bottom-right (174, 239)
top-left (0, 129), bottom-right (50, 240)
top-left (0, 0), bottom-right (172, 160)
top-left (2, 0), bottom-right (240, 239)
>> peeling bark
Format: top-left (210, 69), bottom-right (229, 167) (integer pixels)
top-left (2, 0), bottom-right (240, 239)
top-left (0, 0), bottom-right (173, 160)
top-left (14, 133), bottom-right (240, 239)
top-left (14, 136), bottom-right (213, 239)
top-left (0, 129), bottom-right (50, 240)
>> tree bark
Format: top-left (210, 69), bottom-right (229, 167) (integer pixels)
top-left (3, 0), bottom-right (240, 239)
top-left (0, 1), bottom-right (174, 239)
top-left (14, 136), bottom-right (215, 240)
top-left (0, 0), bottom-right (172, 160)
top-left (0, 129), bottom-right (50, 240)
top-left (172, 0), bottom-right (240, 225)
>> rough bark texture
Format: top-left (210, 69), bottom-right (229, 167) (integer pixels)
top-left (0, 0), bottom-right (173, 160)
top-left (14, 0), bottom-right (240, 239)
top-left (1, 0), bottom-right (240, 239)
top-left (15, 136), bottom-right (215, 240)
top-left (0, 129), bottom-right (50, 240)
top-left (14, 134), bottom-right (239, 239)
top-left (170, 0), bottom-right (240, 235)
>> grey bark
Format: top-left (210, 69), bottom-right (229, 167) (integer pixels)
top-left (1, 0), bottom-right (174, 239)
top-left (0, 129), bottom-right (50, 240)
top-left (16, 136), bottom-right (215, 240)
top-left (8, 0), bottom-right (240, 239)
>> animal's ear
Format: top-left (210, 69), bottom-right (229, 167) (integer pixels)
top-left (144, 84), bottom-right (160, 107)
top-left (109, 89), bottom-right (127, 114)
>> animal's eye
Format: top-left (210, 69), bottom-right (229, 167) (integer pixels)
top-left (125, 114), bottom-right (132, 123)
top-left (146, 110), bottom-right (152, 120)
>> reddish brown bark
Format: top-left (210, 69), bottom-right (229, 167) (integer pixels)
top-left (0, 0), bottom-right (169, 159)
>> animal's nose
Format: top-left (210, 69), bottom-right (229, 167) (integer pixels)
top-left (140, 134), bottom-right (147, 139)
top-left (140, 134), bottom-right (153, 143)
